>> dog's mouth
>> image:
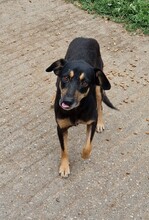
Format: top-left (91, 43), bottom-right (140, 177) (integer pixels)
top-left (61, 102), bottom-right (71, 110)
top-left (59, 99), bottom-right (79, 111)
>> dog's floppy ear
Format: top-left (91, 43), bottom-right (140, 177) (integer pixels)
top-left (46, 59), bottom-right (66, 75)
top-left (95, 68), bottom-right (111, 90)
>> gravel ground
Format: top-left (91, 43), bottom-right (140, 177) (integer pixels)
top-left (0, 0), bottom-right (149, 219)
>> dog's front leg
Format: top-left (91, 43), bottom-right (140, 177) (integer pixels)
top-left (57, 126), bottom-right (70, 178)
top-left (82, 122), bottom-right (96, 159)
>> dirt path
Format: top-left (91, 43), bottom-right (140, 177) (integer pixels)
top-left (0, 0), bottom-right (149, 219)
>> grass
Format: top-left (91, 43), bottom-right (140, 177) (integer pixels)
top-left (67, 0), bottom-right (149, 34)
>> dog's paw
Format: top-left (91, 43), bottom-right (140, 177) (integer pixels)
top-left (96, 123), bottom-right (105, 133)
top-left (82, 148), bottom-right (91, 159)
top-left (59, 161), bottom-right (70, 178)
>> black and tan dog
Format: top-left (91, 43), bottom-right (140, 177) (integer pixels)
top-left (46, 37), bottom-right (116, 177)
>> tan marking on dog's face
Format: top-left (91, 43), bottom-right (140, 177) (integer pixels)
top-left (57, 118), bottom-right (73, 129)
top-left (69, 70), bottom-right (74, 78)
top-left (79, 73), bottom-right (85, 80)
top-left (59, 81), bottom-right (68, 97)
top-left (74, 88), bottom-right (90, 103)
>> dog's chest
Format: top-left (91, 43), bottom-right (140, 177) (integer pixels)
top-left (57, 117), bottom-right (95, 129)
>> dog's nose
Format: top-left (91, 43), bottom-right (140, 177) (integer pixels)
top-left (63, 97), bottom-right (74, 106)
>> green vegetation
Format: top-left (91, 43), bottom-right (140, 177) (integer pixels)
top-left (68, 0), bottom-right (149, 34)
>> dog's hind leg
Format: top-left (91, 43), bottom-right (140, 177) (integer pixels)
top-left (57, 126), bottom-right (70, 178)
top-left (96, 86), bottom-right (105, 132)
top-left (50, 93), bottom-right (56, 108)
top-left (82, 122), bottom-right (96, 159)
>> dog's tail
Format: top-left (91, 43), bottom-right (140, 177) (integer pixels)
top-left (102, 90), bottom-right (118, 110)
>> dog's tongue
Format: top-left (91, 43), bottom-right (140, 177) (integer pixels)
top-left (61, 102), bottom-right (70, 109)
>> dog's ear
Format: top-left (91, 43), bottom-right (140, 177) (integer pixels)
top-left (95, 68), bottom-right (111, 90)
top-left (45, 59), bottom-right (66, 75)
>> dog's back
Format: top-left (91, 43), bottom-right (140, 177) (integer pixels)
top-left (65, 37), bottom-right (103, 69)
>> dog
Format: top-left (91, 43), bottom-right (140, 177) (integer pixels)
top-left (46, 37), bottom-right (117, 177)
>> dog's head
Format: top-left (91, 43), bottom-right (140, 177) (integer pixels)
top-left (46, 59), bottom-right (111, 110)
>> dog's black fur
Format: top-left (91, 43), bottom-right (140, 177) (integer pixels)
top-left (46, 37), bottom-right (116, 177)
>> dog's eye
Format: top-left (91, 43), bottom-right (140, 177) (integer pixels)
top-left (62, 76), bottom-right (70, 83)
top-left (81, 81), bottom-right (88, 87)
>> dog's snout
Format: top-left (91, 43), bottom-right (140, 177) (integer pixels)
top-left (63, 96), bottom-right (74, 106)
top-left (60, 95), bottom-right (78, 110)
